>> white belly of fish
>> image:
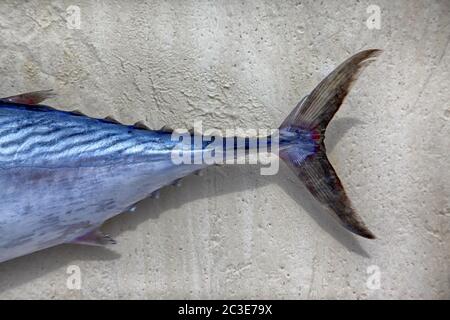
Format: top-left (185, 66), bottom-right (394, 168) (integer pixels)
top-left (0, 160), bottom-right (206, 262)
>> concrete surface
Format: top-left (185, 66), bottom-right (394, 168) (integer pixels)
top-left (0, 0), bottom-right (449, 299)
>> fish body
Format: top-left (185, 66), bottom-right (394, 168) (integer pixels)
top-left (0, 50), bottom-right (380, 263)
top-left (0, 103), bottom-right (209, 262)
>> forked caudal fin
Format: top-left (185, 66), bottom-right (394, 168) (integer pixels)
top-left (279, 49), bottom-right (381, 239)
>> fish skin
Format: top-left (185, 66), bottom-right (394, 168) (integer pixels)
top-left (0, 103), bottom-right (207, 262)
top-left (0, 49), bottom-right (380, 263)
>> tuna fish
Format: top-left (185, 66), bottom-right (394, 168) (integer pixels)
top-left (0, 50), bottom-right (380, 263)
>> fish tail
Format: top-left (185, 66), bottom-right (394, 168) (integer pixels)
top-left (279, 49), bottom-right (381, 239)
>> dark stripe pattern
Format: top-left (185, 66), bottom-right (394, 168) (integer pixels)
top-left (0, 105), bottom-right (174, 167)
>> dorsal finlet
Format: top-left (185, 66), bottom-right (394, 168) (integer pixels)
top-left (103, 116), bottom-right (121, 124)
top-left (159, 125), bottom-right (174, 133)
top-left (134, 121), bottom-right (150, 130)
top-left (70, 109), bottom-right (86, 116)
top-left (188, 128), bottom-right (203, 135)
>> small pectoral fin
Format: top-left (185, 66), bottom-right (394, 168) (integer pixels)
top-left (1, 89), bottom-right (56, 105)
top-left (71, 229), bottom-right (117, 246)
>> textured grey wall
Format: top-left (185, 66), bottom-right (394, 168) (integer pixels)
top-left (0, 0), bottom-right (449, 299)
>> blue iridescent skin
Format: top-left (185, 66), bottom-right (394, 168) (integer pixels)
top-left (0, 102), bottom-right (315, 262)
top-left (0, 102), bottom-right (201, 262)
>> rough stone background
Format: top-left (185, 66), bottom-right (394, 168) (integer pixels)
top-left (0, 0), bottom-right (449, 299)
